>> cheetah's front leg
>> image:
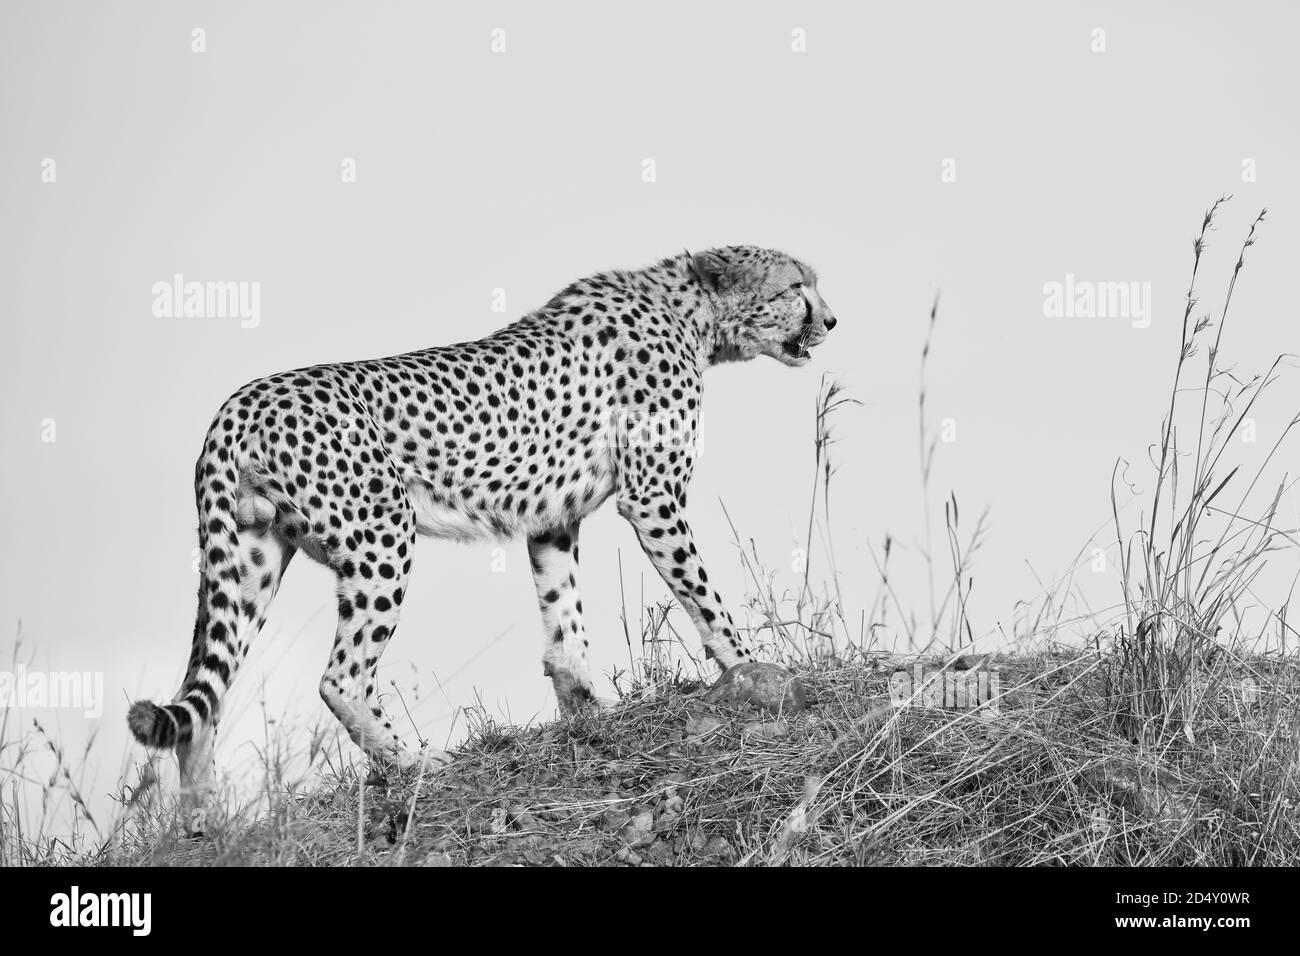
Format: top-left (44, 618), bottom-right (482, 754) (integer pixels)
top-left (528, 522), bottom-right (597, 714)
top-left (618, 492), bottom-right (754, 669)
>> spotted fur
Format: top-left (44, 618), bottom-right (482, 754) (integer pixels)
top-left (128, 246), bottom-right (837, 791)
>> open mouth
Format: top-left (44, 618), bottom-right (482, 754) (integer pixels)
top-left (782, 337), bottom-right (812, 360)
top-left (782, 323), bottom-right (820, 360)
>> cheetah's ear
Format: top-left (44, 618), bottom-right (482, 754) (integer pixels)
top-left (689, 250), bottom-right (742, 293)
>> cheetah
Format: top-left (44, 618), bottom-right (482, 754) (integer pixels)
top-left (128, 246), bottom-right (838, 794)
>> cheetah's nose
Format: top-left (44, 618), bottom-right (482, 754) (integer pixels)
top-left (823, 315), bottom-right (837, 331)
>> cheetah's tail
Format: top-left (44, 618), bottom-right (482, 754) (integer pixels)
top-left (127, 699), bottom-right (194, 750)
top-left (129, 443), bottom-right (246, 752)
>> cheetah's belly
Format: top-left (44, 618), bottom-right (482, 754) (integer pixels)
top-left (405, 477), bottom-right (501, 542)
top-left (404, 467), bottom-right (616, 543)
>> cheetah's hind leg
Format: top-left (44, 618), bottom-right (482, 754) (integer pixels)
top-left (314, 516), bottom-right (453, 774)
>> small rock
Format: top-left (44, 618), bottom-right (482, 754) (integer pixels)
top-left (685, 828), bottom-right (709, 852)
top-left (685, 712), bottom-right (723, 737)
top-left (620, 809), bottom-right (657, 848)
top-left (702, 836), bottom-right (734, 861)
top-left (705, 662), bottom-right (808, 715)
top-left (518, 844), bottom-right (549, 866)
top-left (655, 801), bottom-right (682, 829)
top-left (423, 851), bottom-right (453, 867)
top-left (633, 808), bottom-right (657, 830)
top-left (645, 840), bottom-right (674, 865)
top-left (601, 807), bottom-right (630, 831)
top-left (615, 847), bottom-right (643, 866)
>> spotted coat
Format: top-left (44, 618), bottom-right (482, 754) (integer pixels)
top-left (128, 246), bottom-right (837, 790)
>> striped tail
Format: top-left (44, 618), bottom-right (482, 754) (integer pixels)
top-left (129, 446), bottom-right (245, 751)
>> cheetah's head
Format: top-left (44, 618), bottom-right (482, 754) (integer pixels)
top-left (689, 246), bottom-right (837, 368)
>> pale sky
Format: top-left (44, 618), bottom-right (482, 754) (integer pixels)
top-left (2, 1), bottom-right (1297, 830)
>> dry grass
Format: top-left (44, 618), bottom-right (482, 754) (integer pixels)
top-left (1103, 200), bottom-right (1298, 743)
top-left (2, 199), bottom-right (1297, 866)
top-left (34, 647), bottom-right (1299, 867)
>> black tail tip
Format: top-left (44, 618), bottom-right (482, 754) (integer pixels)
top-left (128, 700), bottom-right (172, 749)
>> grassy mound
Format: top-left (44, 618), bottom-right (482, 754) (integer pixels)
top-left (112, 650), bottom-right (1299, 867)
